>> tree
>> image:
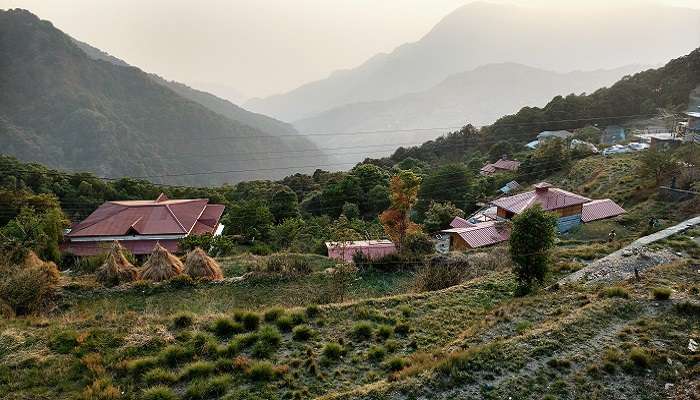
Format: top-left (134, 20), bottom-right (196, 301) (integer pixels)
top-left (222, 201), bottom-right (274, 241)
top-left (379, 171), bottom-right (422, 252)
top-left (417, 164), bottom-right (472, 215)
top-left (422, 201), bottom-right (464, 233)
top-left (488, 140), bottom-right (514, 162)
top-left (519, 139), bottom-right (569, 182)
top-left (341, 202), bottom-right (360, 220)
top-left (509, 205), bottom-right (557, 291)
top-left (0, 207), bottom-right (67, 263)
top-left (269, 186), bottom-right (299, 222)
top-left (367, 184), bottom-right (390, 214)
top-left (638, 148), bottom-right (679, 185)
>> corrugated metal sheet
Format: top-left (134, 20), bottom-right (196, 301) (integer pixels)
top-left (480, 159), bottom-right (521, 176)
top-left (492, 182), bottom-right (590, 214)
top-left (67, 194), bottom-right (223, 237)
top-left (444, 222), bottom-right (510, 248)
top-left (450, 216), bottom-right (473, 228)
top-left (581, 199), bottom-right (626, 223)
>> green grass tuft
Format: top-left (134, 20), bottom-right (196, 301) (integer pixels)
top-left (142, 385), bottom-right (178, 400)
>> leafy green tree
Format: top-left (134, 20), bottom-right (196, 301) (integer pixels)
top-left (417, 164), bottom-right (472, 215)
top-left (367, 184), bottom-right (390, 215)
top-left (422, 201), bottom-right (464, 233)
top-left (270, 186), bottom-right (299, 222)
top-left (519, 139), bottom-right (569, 182)
top-left (509, 205), bottom-right (557, 291)
top-left (0, 207), bottom-right (67, 263)
top-left (638, 148), bottom-right (679, 185)
top-left (341, 202), bottom-right (360, 220)
top-left (350, 164), bottom-right (389, 192)
top-left (222, 201), bottom-right (274, 241)
top-left (320, 175), bottom-right (362, 218)
top-left (488, 140), bottom-right (514, 162)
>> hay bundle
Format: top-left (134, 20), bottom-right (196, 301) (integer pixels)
top-left (140, 243), bottom-right (184, 282)
top-left (95, 241), bottom-right (139, 287)
top-left (0, 251), bottom-right (60, 315)
top-left (184, 247), bottom-right (223, 280)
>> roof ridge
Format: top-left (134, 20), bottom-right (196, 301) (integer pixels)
top-left (69, 204), bottom-right (127, 235)
top-left (164, 204), bottom-right (188, 233)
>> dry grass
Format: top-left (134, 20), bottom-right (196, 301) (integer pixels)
top-left (95, 241), bottom-right (139, 287)
top-left (0, 251), bottom-right (60, 315)
top-left (184, 247), bottom-right (223, 281)
top-left (139, 244), bottom-right (184, 282)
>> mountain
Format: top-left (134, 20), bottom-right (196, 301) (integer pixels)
top-left (244, 1), bottom-right (700, 122)
top-left (72, 39), bottom-right (297, 136)
top-left (0, 9), bottom-right (323, 185)
top-left (294, 63), bottom-right (647, 135)
top-left (382, 47), bottom-right (700, 166)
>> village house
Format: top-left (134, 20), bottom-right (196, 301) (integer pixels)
top-left (325, 240), bottom-right (396, 263)
top-left (601, 125), bottom-right (626, 144)
top-left (440, 182), bottom-right (625, 250)
top-left (63, 193), bottom-right (225, 256)
top-left (480, 158), bottom-right (521, 176)
top-left (536, 130), bottom-right (574, 142)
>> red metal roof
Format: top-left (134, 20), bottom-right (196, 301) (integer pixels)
top-left (581, 199), bottom-right (626, 223)
top-left (450, 216), bottom-right (473, 228)
top-left (491, 182), bottom-right (590, 214)
top-left (443, 222), bottom-right (510, 248)
top-left (67, 194), bottom-right (224, 237)
top-left (480, 159), bottom-right (521, 176)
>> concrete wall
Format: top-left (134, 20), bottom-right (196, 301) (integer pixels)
top-left (557, 214), bottom-right (582, 232)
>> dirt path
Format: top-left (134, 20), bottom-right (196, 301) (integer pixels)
top-left (559, 215), bottom-right (700, 286)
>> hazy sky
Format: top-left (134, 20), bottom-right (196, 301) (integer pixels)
top-left (1, 0), bottom-right (698, 100)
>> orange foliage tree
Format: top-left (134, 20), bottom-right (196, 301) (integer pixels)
top-left (379, 171), bottom-right (421, 252)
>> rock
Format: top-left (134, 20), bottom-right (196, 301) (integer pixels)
top-left (689, 339), bottom-right (698, 352)
top-left (665, 383), bottom-right (674, 391)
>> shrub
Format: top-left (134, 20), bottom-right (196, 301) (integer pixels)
top-left (403, 231), bottom-right (435, 256)
top-left (0, 252), bottom-right (60, 315)
top-left (184, 375), bottom-right (231, 400)
top-left (49, 329), bottom-right (79, 354)
top-left (674, 301), bottom-right (700, 316)
top-left (180, 361), bottom-right (216, 380)
top-left (601, 287), bottom-right (630, 299)
top-left (275, 315), bottom-right (296, 332)
top-left (651, 287), bottom-right (671, 300)
top-left (211, 317), bottom-right (243, 338)
top-left (414, 253), bottom-right (470, 292)
top-left (509, 205), bottom-right (557, 290)
top-left (385, 356), bottom-right (409, 372)
top-left (263, 253), bottom-right (312, 275)
top-left (247, 361), bottom-right (275, 381)
top-left (367, 345), bottom-right (386, 362)
top-left (172, 312), bottom-right (195, 329)
top-left (322, 342), bottom-right (344, 360)
top-left (352, 321), bottom-right (374, 341)
top-left (82, 378), bottom-right (120, 400)
top-left (158, 344), bottom-right (194, 367)
top-left (126, 357), bottom-right (159, 375)
top-left (305, 304), bottom-right (320, 319)
top-left (240, 312), bottom-right (260, 331)
top-left (168, 274), bottom-right (195, 288)
top-left (292, 325), bottom-right (314, 341)
top-left (628, 347), bottom-right (651, 369)
top-left (190, 333), bottom-right (218, 357)
top-left (143, 368), bottom-right (178, 385)
top-left (394, 322), bottom-right (411, 336)
top-left (249, 242), bottom-right (273, 256)
top-left (263, 307), bottom-right (285, 322)
top-left (142, 386), bottom-right (178, 400)
top-left (376, 324), bottom-right (393, 340)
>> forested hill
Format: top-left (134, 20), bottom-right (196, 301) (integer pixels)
top-left (0, 9), bottom-right (320, 185)
top-left (72, 39), bottom-right (298, 136)
top-left (384, 47), bottom-right (700, 165)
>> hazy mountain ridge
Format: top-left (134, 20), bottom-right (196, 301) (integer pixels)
top-left (245, 1), bottom-right (700, 122)
top-left (0, 9), bottom-right (320, 185)
top-left (294, 63), bottom-right (649, 134)
top-left (72, 38), bottom-right (297, 136)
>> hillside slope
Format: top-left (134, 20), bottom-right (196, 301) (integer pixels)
top-left (245, 2), bottom-right (700, 121)
top-left (0, 9), bottom-right (320, 185)
top-left (73, 38), bottom-right (297, 137)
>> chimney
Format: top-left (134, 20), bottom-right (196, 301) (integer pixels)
top-left (534, 182), bottom-right (552, 193)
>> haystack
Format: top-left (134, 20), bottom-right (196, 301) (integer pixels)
top-left (140, 243), bottom-right (184, 282)
top-left (0, 251), bottom-right (60, 315)
top-left (21, 251), bottom-right (60, 283)
top-left (184, 247), bottom-right (223, 280)
top-left (95, 241), bottom-right (139, 287)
